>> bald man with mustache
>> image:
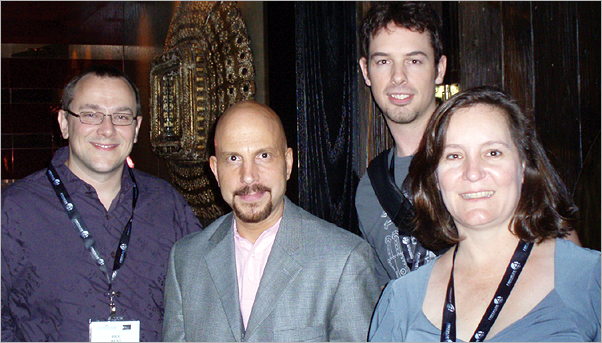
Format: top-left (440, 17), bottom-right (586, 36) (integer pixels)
top-left (162, 101), bottom-right (380, 342)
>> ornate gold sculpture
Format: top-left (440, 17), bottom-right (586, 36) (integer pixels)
top-left (150, 1), bottom-right (256, 224)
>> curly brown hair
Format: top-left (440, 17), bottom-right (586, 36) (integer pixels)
top-left (407, 86), bottom-right (576, 251)
top-left (359, 1), bottom-right (444, 64)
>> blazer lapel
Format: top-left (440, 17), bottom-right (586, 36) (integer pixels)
top-left (244, 199), bottom-right (304, 338)
top-left (204, 214), bottom-right (244, 341)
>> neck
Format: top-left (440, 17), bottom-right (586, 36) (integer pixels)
top-left (65, 160), bottom-right (123, 211)
top-left (386, 104), bottom-right (437, 157)
top-left (454, 226), bottom-right (521, 269)
top-left (235, 204), bottom-right (284, 243)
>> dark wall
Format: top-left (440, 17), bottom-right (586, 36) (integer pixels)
top-left (448, 2), bottom-right (601, 195)
top-left (2, 2), bottom-right (175, 181)
top-left (289, 2), bottom-right (599, 247)
top-left (449, 2), bottom-right (601, 248)
top-left (265, 2), bottom-right (298, 204)
top-left (294, 2), bottom-right (360, 234)
top-left (3, 2), bottom-right (599, 248)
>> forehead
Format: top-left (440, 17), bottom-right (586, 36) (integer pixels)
top-left (446, 104), bottom-right (512, 142)
top-left (369, 23), bottom-right (434, 55)
top-left (72, 75), bottom-right (136, 106)
top-left (215, 109), bottom-right (284, 153)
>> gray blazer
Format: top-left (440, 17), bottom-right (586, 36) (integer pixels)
top-left (162, 198), bottom-right (381, 342)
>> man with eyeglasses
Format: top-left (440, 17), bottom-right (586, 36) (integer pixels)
top-left (1, 65), bottom-right (202, 342)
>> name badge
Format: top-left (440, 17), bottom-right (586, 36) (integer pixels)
top-left (89, 320), bottom-right (140, 342)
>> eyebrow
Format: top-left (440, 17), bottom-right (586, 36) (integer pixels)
top-left (444, 141), bottom-right (513, 149)
top-left (369, 50), bottom-right (429, 60)
top-left (78, 104), bottom-right (133, 113)
top-left (218, 147), bottom-right (280, 157)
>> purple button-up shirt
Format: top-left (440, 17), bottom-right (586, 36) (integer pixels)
top-left (1, 147), bottom-right (202, 341)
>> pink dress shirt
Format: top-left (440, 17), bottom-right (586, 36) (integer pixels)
top-left (233, 219), bottom-right (281, 329)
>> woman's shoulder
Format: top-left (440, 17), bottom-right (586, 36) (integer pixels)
top-left (553, 238), bottom-right (600, 341)
top-left (555, 238), bottom-right (600, 268)
top-left (554, 238), bottom-right (600, 294)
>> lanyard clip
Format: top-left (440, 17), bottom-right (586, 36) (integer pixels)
top-left (107, 290), bottom-right (122, 321)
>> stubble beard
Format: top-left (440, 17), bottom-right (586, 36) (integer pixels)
top-left (232, 184), bottom-right (273, 223)
top-left (382, 106), bottom-right (421, 125)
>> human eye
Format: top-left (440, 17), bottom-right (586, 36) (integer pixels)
top-left (80, 111), bottom-right (98, 119)
top-left (112, 113), bottom-right (133, 125)
top-left (374, 58), bottom-right (389, 65)
top-left (487, 149), bottom-right (503, 157)
top-left (407, 58), bottom-right (423, 65)
top-left (226, 155), bottom-right (240, 162)
top-left (258, 152), bottom-right (271, 159)
top-left (444, 152), bottom-right (462, 160)
top-left (114, 113), bottom-right (133, 121)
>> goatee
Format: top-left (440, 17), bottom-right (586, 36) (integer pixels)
top-left (233, 184), bottom-right (272, 223)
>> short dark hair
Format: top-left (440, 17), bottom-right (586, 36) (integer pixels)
top-left (407, 86), bottom-right (575, 251)
top-left (359, 1), bottom-right (444, 64)
top-left (61, 64), bottom-right (141, 116)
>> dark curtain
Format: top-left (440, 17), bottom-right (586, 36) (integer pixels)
top-left (295, 2), bottom-right (360, 234)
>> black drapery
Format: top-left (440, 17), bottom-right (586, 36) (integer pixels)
top-left (295, 2), bottom-right (360, 234)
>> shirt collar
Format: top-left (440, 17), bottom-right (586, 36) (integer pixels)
top-left (233, 217), bottom-right (282, 245)
top-left (50, 146), bottom-right (133, 195)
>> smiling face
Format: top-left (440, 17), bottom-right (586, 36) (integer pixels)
top-left (209, 102), bottom-right (293, 228)
top-left (436, 104), bottom-right (525, 234)
top-left (58, 74), bottom-right (141, 183)
top-left (359, 23), bottom-right (446, 127)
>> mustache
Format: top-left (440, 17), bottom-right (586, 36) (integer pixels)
top-left (233, 184), bottom-right (271, 196)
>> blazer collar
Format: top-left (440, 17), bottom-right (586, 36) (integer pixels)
top-left (205, 213), bottom-right (244, 341)
top-left (244, 197), bottom-right (304, 339)
top-left (204, 198), bottom-right (306, 340)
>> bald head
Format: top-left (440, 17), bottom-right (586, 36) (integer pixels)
top-left (209, 100), bottom-right (293, 234)
top-left (214, 100), bottom-right (288, 152)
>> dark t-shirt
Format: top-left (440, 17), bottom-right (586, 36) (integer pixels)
top-left (1, 147), bottom-right (202, 341)
top-left (355, 150), bottom-right (436, 287)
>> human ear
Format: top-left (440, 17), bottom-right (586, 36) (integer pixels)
top-left (57, 110), bottom-right (70, 139)
top-left (285, 147), bottom-right (293, 180)
top-left (209, 155), bottom-right (220, 186)
top-left (359, 57), bottom-right (372, 87)
top-left (435, 55), bottom-right (447, 85)
top-left (520, 160), bottom-right (526, 184)
top-left (133, 116), bottom-right (142, 143)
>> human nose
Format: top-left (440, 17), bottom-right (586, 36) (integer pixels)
top-left (391, 63), bottom-right (407, 85)
top-left (240, 160), bottom-right (258, 185)
top-left (463, 156), bottom-right (486, 182)
top-left (96, 114), bottom-right (116, 136)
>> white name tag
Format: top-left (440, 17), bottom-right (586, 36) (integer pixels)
top-left (89, 320), bottom-right (140, 342)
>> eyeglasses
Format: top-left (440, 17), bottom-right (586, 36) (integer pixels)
top-left (65, 109), bottom-right (137, 126)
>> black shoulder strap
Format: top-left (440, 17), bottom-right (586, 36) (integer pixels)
top-left (367, 149), bottom-right (414, 235)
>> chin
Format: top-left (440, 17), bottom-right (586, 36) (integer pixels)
top-left (236, 207), bottom-right (272, 223)
top-left (87, 164), bottom-right (125, 176)
top-left (457, 212), bottom-right (497, 228)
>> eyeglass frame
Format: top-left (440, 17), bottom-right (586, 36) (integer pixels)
top-left (64, 109), bottom-right (138, 126)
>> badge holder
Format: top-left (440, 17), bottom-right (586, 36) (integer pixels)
top-left (89, 291), bottom-right (140, 342)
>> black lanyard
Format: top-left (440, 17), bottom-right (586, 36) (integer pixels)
top-left (46, 164), bottom-right (138, 290)
top-left (440, 240), bottom-right (533, 342)
top-left (387, 150), bottom-right (439, 269)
